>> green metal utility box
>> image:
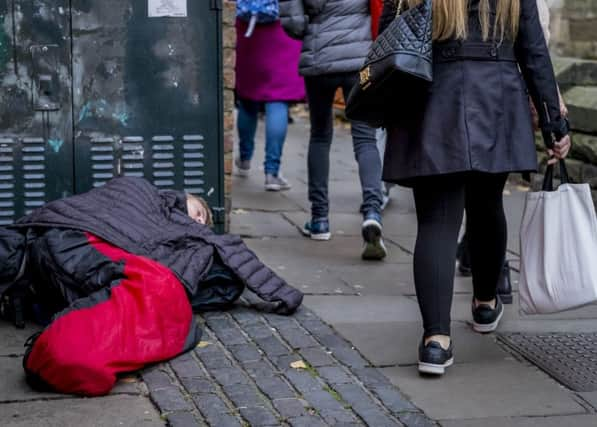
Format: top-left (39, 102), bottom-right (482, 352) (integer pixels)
top-left (0, 0), bottom-right (225, 227)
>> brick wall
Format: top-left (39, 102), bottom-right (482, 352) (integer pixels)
top-left (223, 0), bottom-right (236, 230)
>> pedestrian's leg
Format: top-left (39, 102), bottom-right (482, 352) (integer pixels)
top-left (465, 173), bottom-right (508, 302)
top-left (305, 76), bottom-right (338, 220)
top-left (263, 102), bottom-right (291, 191)
top-left (340, 74), bottom-right (386, 259)
top-left (263, 102), bottom-right (289, 176)
top-left (465, 173), bottom-right (509, 332)
top-left (412, 175), bottom-right (465, 374)
top-left (413, 177), bottom-right (465, 338)
top-left (236, 99), bottom-right (259, 175)
top-left (341, 75), bottom-right (383, 217)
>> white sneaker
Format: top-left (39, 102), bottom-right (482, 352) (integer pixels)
top-left (265, 174), bottom-right (291, 191)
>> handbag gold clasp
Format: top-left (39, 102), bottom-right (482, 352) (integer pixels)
top-left (360, 66), bottom-right (371, 89)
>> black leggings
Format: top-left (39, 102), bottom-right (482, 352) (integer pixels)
top-left (412, 172), bottom-right (508, 338)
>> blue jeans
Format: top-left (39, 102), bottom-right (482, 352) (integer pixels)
top-left (237, 99), bottom-right (289, 176)
top-left (305, 73), bottom-right (382, 219)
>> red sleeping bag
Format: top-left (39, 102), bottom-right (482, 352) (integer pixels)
top-left (24, 234), bottom-right (200, 396)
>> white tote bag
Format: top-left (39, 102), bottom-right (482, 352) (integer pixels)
top-left (519, 161), bottom-right (597, 314)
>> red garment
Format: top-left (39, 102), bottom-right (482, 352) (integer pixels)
top-left (370, 0), bottom-right (384, 40)
top-left (24, 234), bottom-right (195, 396)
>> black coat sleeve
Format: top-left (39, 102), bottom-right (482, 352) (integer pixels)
top-left (515, 0), bottom-right (567, 143)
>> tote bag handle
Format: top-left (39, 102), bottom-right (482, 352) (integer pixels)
top-left (542, 159), bottom-right (570, 192)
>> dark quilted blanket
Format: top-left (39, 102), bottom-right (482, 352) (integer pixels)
top-left (13, 177), bottom-right (303, 314)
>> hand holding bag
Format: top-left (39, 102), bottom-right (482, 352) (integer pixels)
top-left (519, 160), bottom-right (597, 314)
top-left (345, 0), bottom-right (433, 127)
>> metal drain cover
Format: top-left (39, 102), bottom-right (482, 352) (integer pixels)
top-left (498, 332), bottom-right (597, 392)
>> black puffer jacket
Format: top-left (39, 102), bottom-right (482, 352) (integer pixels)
top-left (12, 177), bottom-right (303, 314)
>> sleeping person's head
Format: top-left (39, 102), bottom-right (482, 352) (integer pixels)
top-left (186, 194), bottom-right (213, 226)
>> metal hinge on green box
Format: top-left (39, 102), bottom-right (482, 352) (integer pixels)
top-left (0, 0), bottom-right (225, 232)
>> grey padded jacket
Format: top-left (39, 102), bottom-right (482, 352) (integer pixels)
top-left (286, 0), bottom-right (372, 76)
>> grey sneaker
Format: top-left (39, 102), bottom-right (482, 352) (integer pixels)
top-left (265, 174), bottom-right (291, 191)
top-left (235, 158), bottom-right (251, 177)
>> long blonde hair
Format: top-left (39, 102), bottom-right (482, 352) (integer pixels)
top-left (406, 0), bottom-right (520, 42)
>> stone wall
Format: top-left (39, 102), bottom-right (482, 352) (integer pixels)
top-left (535, 57), bottom-right (597, 205)
top-left (529, 2), bottom-right (597, 205)
top-left (223, 0), bottom-right (236, 230)
top-left (549, 0), bottom-right (597, 59)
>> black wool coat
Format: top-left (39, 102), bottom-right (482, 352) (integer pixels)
top-left (12, 177), bottom-right (303, 314)
top-left (379, 0), bottom-right (564, 185)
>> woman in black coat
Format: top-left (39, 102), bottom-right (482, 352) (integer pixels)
top-left (379, 0), bottom-right (571, 375)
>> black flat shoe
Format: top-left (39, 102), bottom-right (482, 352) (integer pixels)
top-left (418, 340), bottom-right (454, 376)
top-left (472, 297), bottom-right (504, 333)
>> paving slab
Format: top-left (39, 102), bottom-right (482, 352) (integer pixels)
top-left (0, 324), bottom-right (42, 356)
top-left (333, 321), bottom-right (511, 366)
top-left (0, 395), bottom-right (163, 427)
top-left (231, 175), bottom-right (304, 212)
top-left (439, 415), bottom-right (597, 427)
top-left (334, 263), bottom-right (416, 296)
top-left (304, 295), bottom-right (421, 324)
top-left (381, 360), bottom-right (585, 420)
top-left (284, 212), bottom-right (418, 238)
top-left (335, 262), bottom-right (498, 297)
top-left (0, 356), bottom-right (140, 402)
top-left (242, 241), bottom-right (357, 295)
top-left (384, 186), bottom-right (417, 215)
top-left (450, 294), bottom-right (597, 323)
top-left (245, 236), bottom-right (412, 267)
top-left (579, 391), bottom-right (597, 410)
top-left (385, 234), bottom-right (417, 254)
top-left (229, 211), bottom-right (299, 237)
top-left (0, 356), bottom-right (65, 402)
top-left (279, 186), bottom-right (312, 213)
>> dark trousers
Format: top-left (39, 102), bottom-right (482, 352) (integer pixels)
top-left (305, 73), bottom-right (382, 219)
top-left (412, 172), bottom-right (508, 337)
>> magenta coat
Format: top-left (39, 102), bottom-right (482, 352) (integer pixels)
top-left (235, 19), bottom-right (305, 102)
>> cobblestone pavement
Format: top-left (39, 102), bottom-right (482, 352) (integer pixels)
top-left (143, 305), bottom-right (436, 427)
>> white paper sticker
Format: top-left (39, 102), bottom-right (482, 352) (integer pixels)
top-left (148, 0), bottom-right (187, 17)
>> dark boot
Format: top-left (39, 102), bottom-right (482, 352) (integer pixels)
top-left (456, 236), bottom-right (472, 276)
top-left (497, 261), bottom-right (513, 304)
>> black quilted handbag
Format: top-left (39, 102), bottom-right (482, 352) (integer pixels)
top-left (345, 0), bottom-right (433, 127)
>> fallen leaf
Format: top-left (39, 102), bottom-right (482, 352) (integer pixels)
top-left (197, 341), bottom-right (211, 348)
top-left (290, 360), bottom-right (308, 370)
